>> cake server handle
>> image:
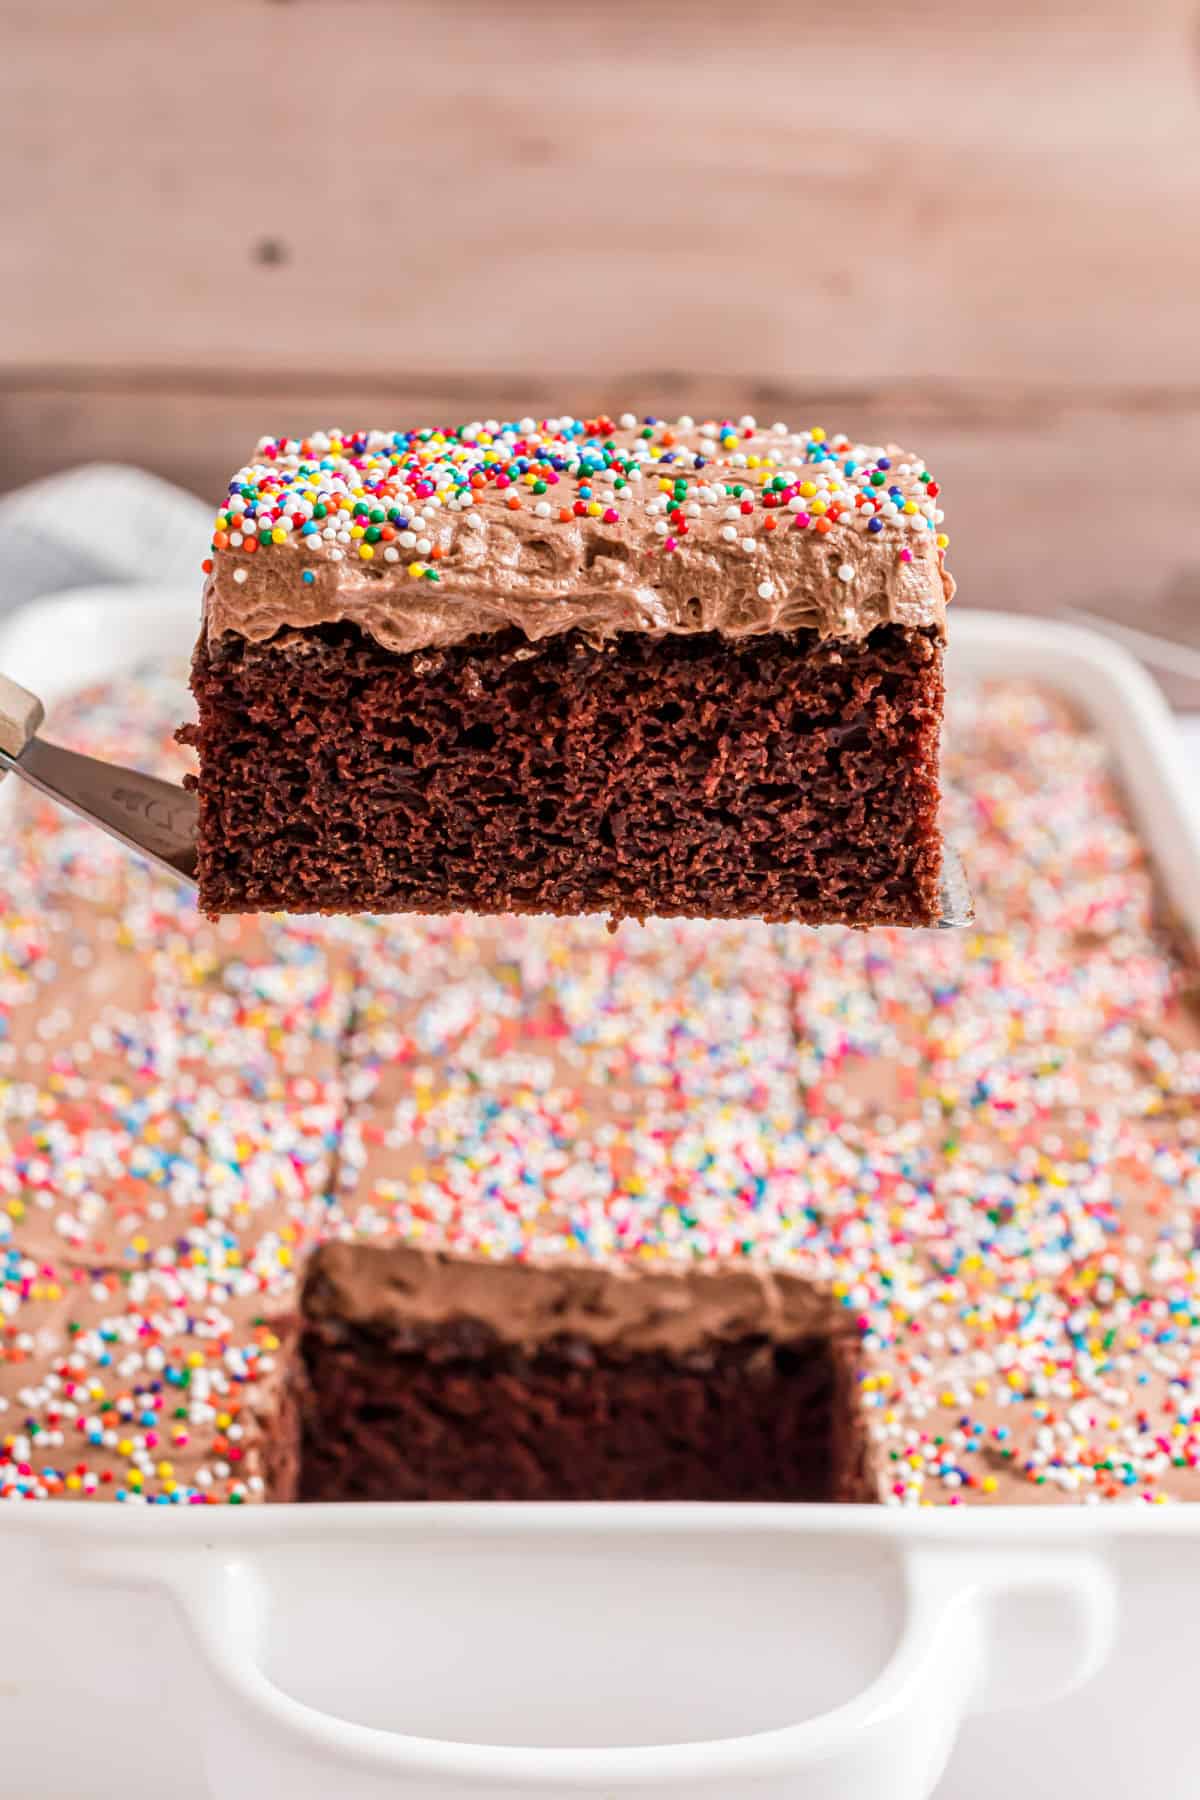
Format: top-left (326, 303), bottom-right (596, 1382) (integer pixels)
top-left (0, 671), bottom-right (44, 774)
top-left (0, 668), bottom-right (198, 886)
top-left (70, 1534), bottom-right (1116, 1800)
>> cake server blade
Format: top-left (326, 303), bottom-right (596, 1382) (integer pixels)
top-left (936, 843), bottom-right (973, 929)
top-left (0, 738), bottom-right (199, 887)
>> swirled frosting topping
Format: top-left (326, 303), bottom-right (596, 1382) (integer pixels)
top-left (202, 414), bottom-right (952, 653)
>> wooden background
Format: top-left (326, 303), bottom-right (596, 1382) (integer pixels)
top-left (3, 0), bottom-right (1200, 648)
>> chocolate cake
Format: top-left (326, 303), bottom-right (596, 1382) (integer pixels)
top-left (184, 416), bottom-right (951, 924)
top-left (0, 666), bottom-right (1196, 1506)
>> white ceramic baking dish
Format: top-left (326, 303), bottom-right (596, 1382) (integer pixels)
top-left (0, 593), bottom-right (1198, 1800)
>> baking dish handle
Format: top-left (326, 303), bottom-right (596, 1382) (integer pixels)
top-left (74, 1538), bottom-right (1115, 1799)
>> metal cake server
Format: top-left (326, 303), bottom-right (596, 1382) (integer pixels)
top-left (0, 670), bottom-right (972, 926)
top-left (0, 671), bottom-right (199, 886)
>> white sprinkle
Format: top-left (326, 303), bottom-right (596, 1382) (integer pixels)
top-left (328, 548), bottom-right (344, 563)
top-left (720, 524), bottom-right (738, 542)
top-left (534, 501), bottom-right (552, 518)
top-left (837, 562), bottom-right (855, 583)
top-left (772, 421), bottom-right (789, 436)
top-left (654, 520), bottom-right (669, 536)
top-left (741, 537), bottom-right (757, 554)
top-left (677, 414), bottom-right (695, 429)
top-left (232, 568), bottom-right (248, 585)
top-left (383, 546), bottom-right (399, 562)
top-left (619, 412), bottom-right (637, 429)
top-left (739, 414), bottom-right (757, 430)
top-left (399, 531), bottom-right (417, 548)
top-left (787, 496), bottom-right (807, 513)
top-left (228, 532), bottom-right (244, 549)
top-left (757, 580), bottom-right (776, 599)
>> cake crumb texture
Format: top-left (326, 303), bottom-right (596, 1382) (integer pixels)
top-left (187, 622), bottom-right (943, 925)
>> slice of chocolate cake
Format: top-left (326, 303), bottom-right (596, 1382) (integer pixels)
top-left (184, 415), bottom-right (952, 924)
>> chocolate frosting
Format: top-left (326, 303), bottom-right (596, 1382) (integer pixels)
top-left (203, 417), bottom-right (952, 655)
top-left (306, 1242), bottom-right (838, 1356)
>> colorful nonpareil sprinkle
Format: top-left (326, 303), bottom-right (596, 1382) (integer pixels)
top-left (203, 417), bottom-right (947, 584)
top-left (0, 670), bottom-right (1195, 1503)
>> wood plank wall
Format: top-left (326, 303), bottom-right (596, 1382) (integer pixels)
top-left (3, 0), bottom-right (1199, 632)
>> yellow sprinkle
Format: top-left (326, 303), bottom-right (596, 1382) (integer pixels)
top-left (117, 1438), bottom-right (133, 1456)
top-left (157, 1461), bottom-right (174, 1480)
top-left (408, 562), bottom-right (425, 578)
top-left (810, 427), bottom-right (826, 443)
top-left (271, 526), bottom-right (288, 544)
top-left (936, 533), bottom-right (949, 549)
top-left (982, 1476), bottom-right (998, 1494)
top-left (902, 500), bottom-right (918, 515)
top-left (586, 501), bottom-right (603, 517)
top-left (799, 481), bottom-right (817, 498)
top-left (810, 500), bottom-right (827, 516)
top-left (65, 1474), bottom-right (82, 1492)
top-left (350, 524), bottom-right (365, 539)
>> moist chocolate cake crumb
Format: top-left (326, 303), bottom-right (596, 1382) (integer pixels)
top-left (293, 1321), bottom-right (869, 1503)
top-left (184, 620), bottom-right (944, 925)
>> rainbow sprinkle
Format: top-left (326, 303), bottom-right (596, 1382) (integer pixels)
top-left (201, 416), bottom-right (947, 585)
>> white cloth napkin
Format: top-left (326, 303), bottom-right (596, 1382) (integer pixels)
top-left (0, 464), bottom-right (211, 615)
